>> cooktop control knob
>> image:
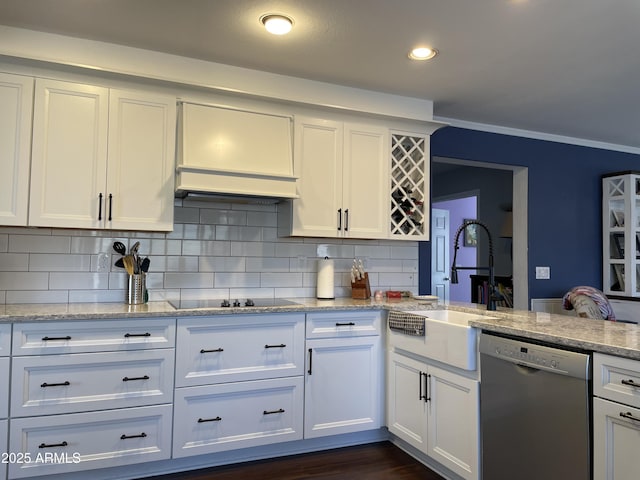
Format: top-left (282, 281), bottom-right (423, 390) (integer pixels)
top-left (245, 299), bottom-right (255, 307)
top-left (220, 299), bottom-right (230, 308)
top-left (233, 299), bottom-right (241, 307)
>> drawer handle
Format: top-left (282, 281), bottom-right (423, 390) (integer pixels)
top-left (198, 416), bottom-right (222, 423)
top-left (124, 332), bottom-right (151, 338)
top-left (200, 348), bottom-right (224, 353)
top-left (620, 411), bottom-right (640, 422)
top-left (336, 322), bottom-right (356, 327)
top-left (308, 348), bottom-right (313, 375)
top-left (120, 432), bottom-right (147, 440)
top-left (41, 381), bottom-right (70, 388)
top-left (622, 379), bottom-right (640, 388)
top-left (42, 336), bottom-right (72, 341)
top-left (39, 441), bottom-right (68, 449)
top-left (265, 344), bottom-right (286, 349)
top-left (263, 408), bottom-right (285, 415)
top-left (122, 375), bottom-right (150, 382)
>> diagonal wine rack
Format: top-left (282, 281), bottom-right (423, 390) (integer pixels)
top-left (390, 134), bottom-right (426, 237)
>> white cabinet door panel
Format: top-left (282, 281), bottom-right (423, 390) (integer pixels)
top-left (594, 397), bottom-right (640, 480)
top-left (342, 123), bottom-right (388, 239)
top-left (0, 324), bottom-right (10, 356)
top-left (173, 376), bottom-right (303, 457)
top-left (107, 90), bottom-right (176, 231)
top-left (0, 73), bottom-right (33, 226)
top-left (29, 78), bottom-right (109, 228)
top-left (11, 349), bottom-right (175, 416)
top-left (304, 336), bottom-right (381, 438)
top-left (8, 404), bottom-right (172, 479)
top-left (0, 419), bottom-right (6, 480)
top-left (0, 358), bottom-right (8, 419)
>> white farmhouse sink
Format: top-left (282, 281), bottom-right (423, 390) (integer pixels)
top-left (388, 309), bottom-right (497, 371)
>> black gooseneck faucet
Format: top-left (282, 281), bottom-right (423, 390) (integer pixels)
top-left (450, 219), bottom-right (497, 311)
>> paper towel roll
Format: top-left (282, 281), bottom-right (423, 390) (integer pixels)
top-left (317, 258), bottom-right (335, 299)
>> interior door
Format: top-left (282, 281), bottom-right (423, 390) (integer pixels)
top-left (431, 208), bottom-right (450, 301)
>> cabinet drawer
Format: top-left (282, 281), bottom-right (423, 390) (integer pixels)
top-left (11, 349), bottom-right (175, 416)
top-left (12, 318), bottom-right (175, 355)
top-left (0, 324), bottom-right (10, 356)
top-left (306, 311), bottom-right (381, 338)
top-left (8, 404), bottom-right (172, 479)
top-left (594, 353), bottom-right (640, 408)
top-left (176, 313), bottom-right (304, 387)
top-left (173, 376), bottom-right (303, 458)
top-left (0, 358), bottom-right (8, 419)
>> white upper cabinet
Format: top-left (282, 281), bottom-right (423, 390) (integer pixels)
top-left (0, 73), bottom-right (34, 226)
top-left (29, 78), bottom-right (176, 231)
top-left (285, 116), bottom-right (388, 239)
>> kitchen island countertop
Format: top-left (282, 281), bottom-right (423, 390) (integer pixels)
top-left (0, 298), bottom-right (639, 360)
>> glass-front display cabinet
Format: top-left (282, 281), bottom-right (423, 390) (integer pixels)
top-left (602, 172), bottom-right (640, 297)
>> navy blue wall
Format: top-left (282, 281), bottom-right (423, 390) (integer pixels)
top-left (419, 126), bottom-right (640, 300)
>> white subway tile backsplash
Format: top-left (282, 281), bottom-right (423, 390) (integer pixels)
top-left (164, 272), bottom-right (214, 289)
top-left (199, 256), bottom-right (246, 273)
top-left (29, 254), bottom-right (91, 272)
top-left (0, 253), bottom-right (29, 271)
top-left (0, 203), bottom-right (419, 304)
top-left (0, 272), bottom-right (49, 290)
top-left (9, 235), bottom-right (70, 253)
top-left (214, 272), bottom-right (261, 288)
top-left (50, 272), bottom-right (110, 290)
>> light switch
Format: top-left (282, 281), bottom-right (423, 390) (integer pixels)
top-left (535, 266), bottom-right (550, 279)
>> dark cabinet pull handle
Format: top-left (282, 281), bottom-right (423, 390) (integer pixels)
top-left (308, 348), bottom-right (313, 375)
top-left (620, 411), bottom-right (640, 422)
top-left (337, 208), bottom-right (342, 231)
top-left (336, 322), bottom-right (356, 327)
top-left (120, 432), bottom-right (147, 440)
top-left (263, 408), bottom-right (285, 415)
top-left (124, 332), bottom-right (151, 338)
top-left (41, 381), bottom-right (70, 388)
top-left (265, 344), bottom-right (286, 349)
top-left (39, 441), bottom-right (68, 449)
top-left (418, 371), bottom-right (424, 401)
top-left (122, 375), bottom-right (149, 382)
top-left (42, 336), bottom-right (72, 341)
top-left (345, 208), bottom-right (349, 231)
top-left (622, 379), bottom-right (640, 388)
top-left (198, 416), bottom-right (222, 423)
top-left (425, 373), bottom-right (431, 402)
top-left (98, 193), bottom-right (103, 221)
top-left (200, 348), bottom-right (224, 353)
top-left (108, 193), bottom-right (113, 221)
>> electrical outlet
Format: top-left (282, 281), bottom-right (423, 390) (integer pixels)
top-left (535, 266), bottom-right (550, 279)
top-left (97, 252), bottom-right (110, 272)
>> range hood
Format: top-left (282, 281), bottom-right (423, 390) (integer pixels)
top-left (175, 102), bottom-right (298, 201)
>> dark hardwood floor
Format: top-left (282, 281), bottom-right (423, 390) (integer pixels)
top-left (146, 442), bottom-right (446, 480)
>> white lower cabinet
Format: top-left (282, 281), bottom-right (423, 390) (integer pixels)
top-left (8, 404), bottom-right (172, 479)
top-left (173, 376), bottom-right (303, 457)
top-left (593, 352), bottom-right (640, 480)
top-left (387, 350), bottom-right (479, 480)
top-left (304, 311), bottom-right (382, 439)
top-left (174, 313), bottom-right (306, 458)
top-left (0, 358), bottom-right (8, 419)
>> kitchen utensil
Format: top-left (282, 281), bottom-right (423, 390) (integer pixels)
top-left (140, 257), bottom-right (150, 273)
top-left (113, 241), bottom-right (126, 256)
top-left (122, 255), bottom-right (135, 275)
top-left (114, 258), bottom-right (124, 268)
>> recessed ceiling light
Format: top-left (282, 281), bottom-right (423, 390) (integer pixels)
top-left (260, 14), bottom-right (294, 35)
top-left (408, 47), bottom-right (438, 61)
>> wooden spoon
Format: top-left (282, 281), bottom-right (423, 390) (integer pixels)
top-left (123, 255), bottom-right (135, 276)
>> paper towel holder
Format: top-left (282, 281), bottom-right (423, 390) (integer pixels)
top-left (316, 256), bottom-right (335, 300)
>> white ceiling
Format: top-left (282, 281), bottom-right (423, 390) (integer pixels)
top-left (1, 0), bottom-right (640, 152)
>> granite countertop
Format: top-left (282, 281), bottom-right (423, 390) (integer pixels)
top-left (1, 298), bottom-right (639, 360)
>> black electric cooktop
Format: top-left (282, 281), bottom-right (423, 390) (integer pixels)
top-left (169, 298), bottom-right (301, 310)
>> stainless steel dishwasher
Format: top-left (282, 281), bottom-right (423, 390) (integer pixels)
top-left (479, 332), bottom-right (592, 480)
